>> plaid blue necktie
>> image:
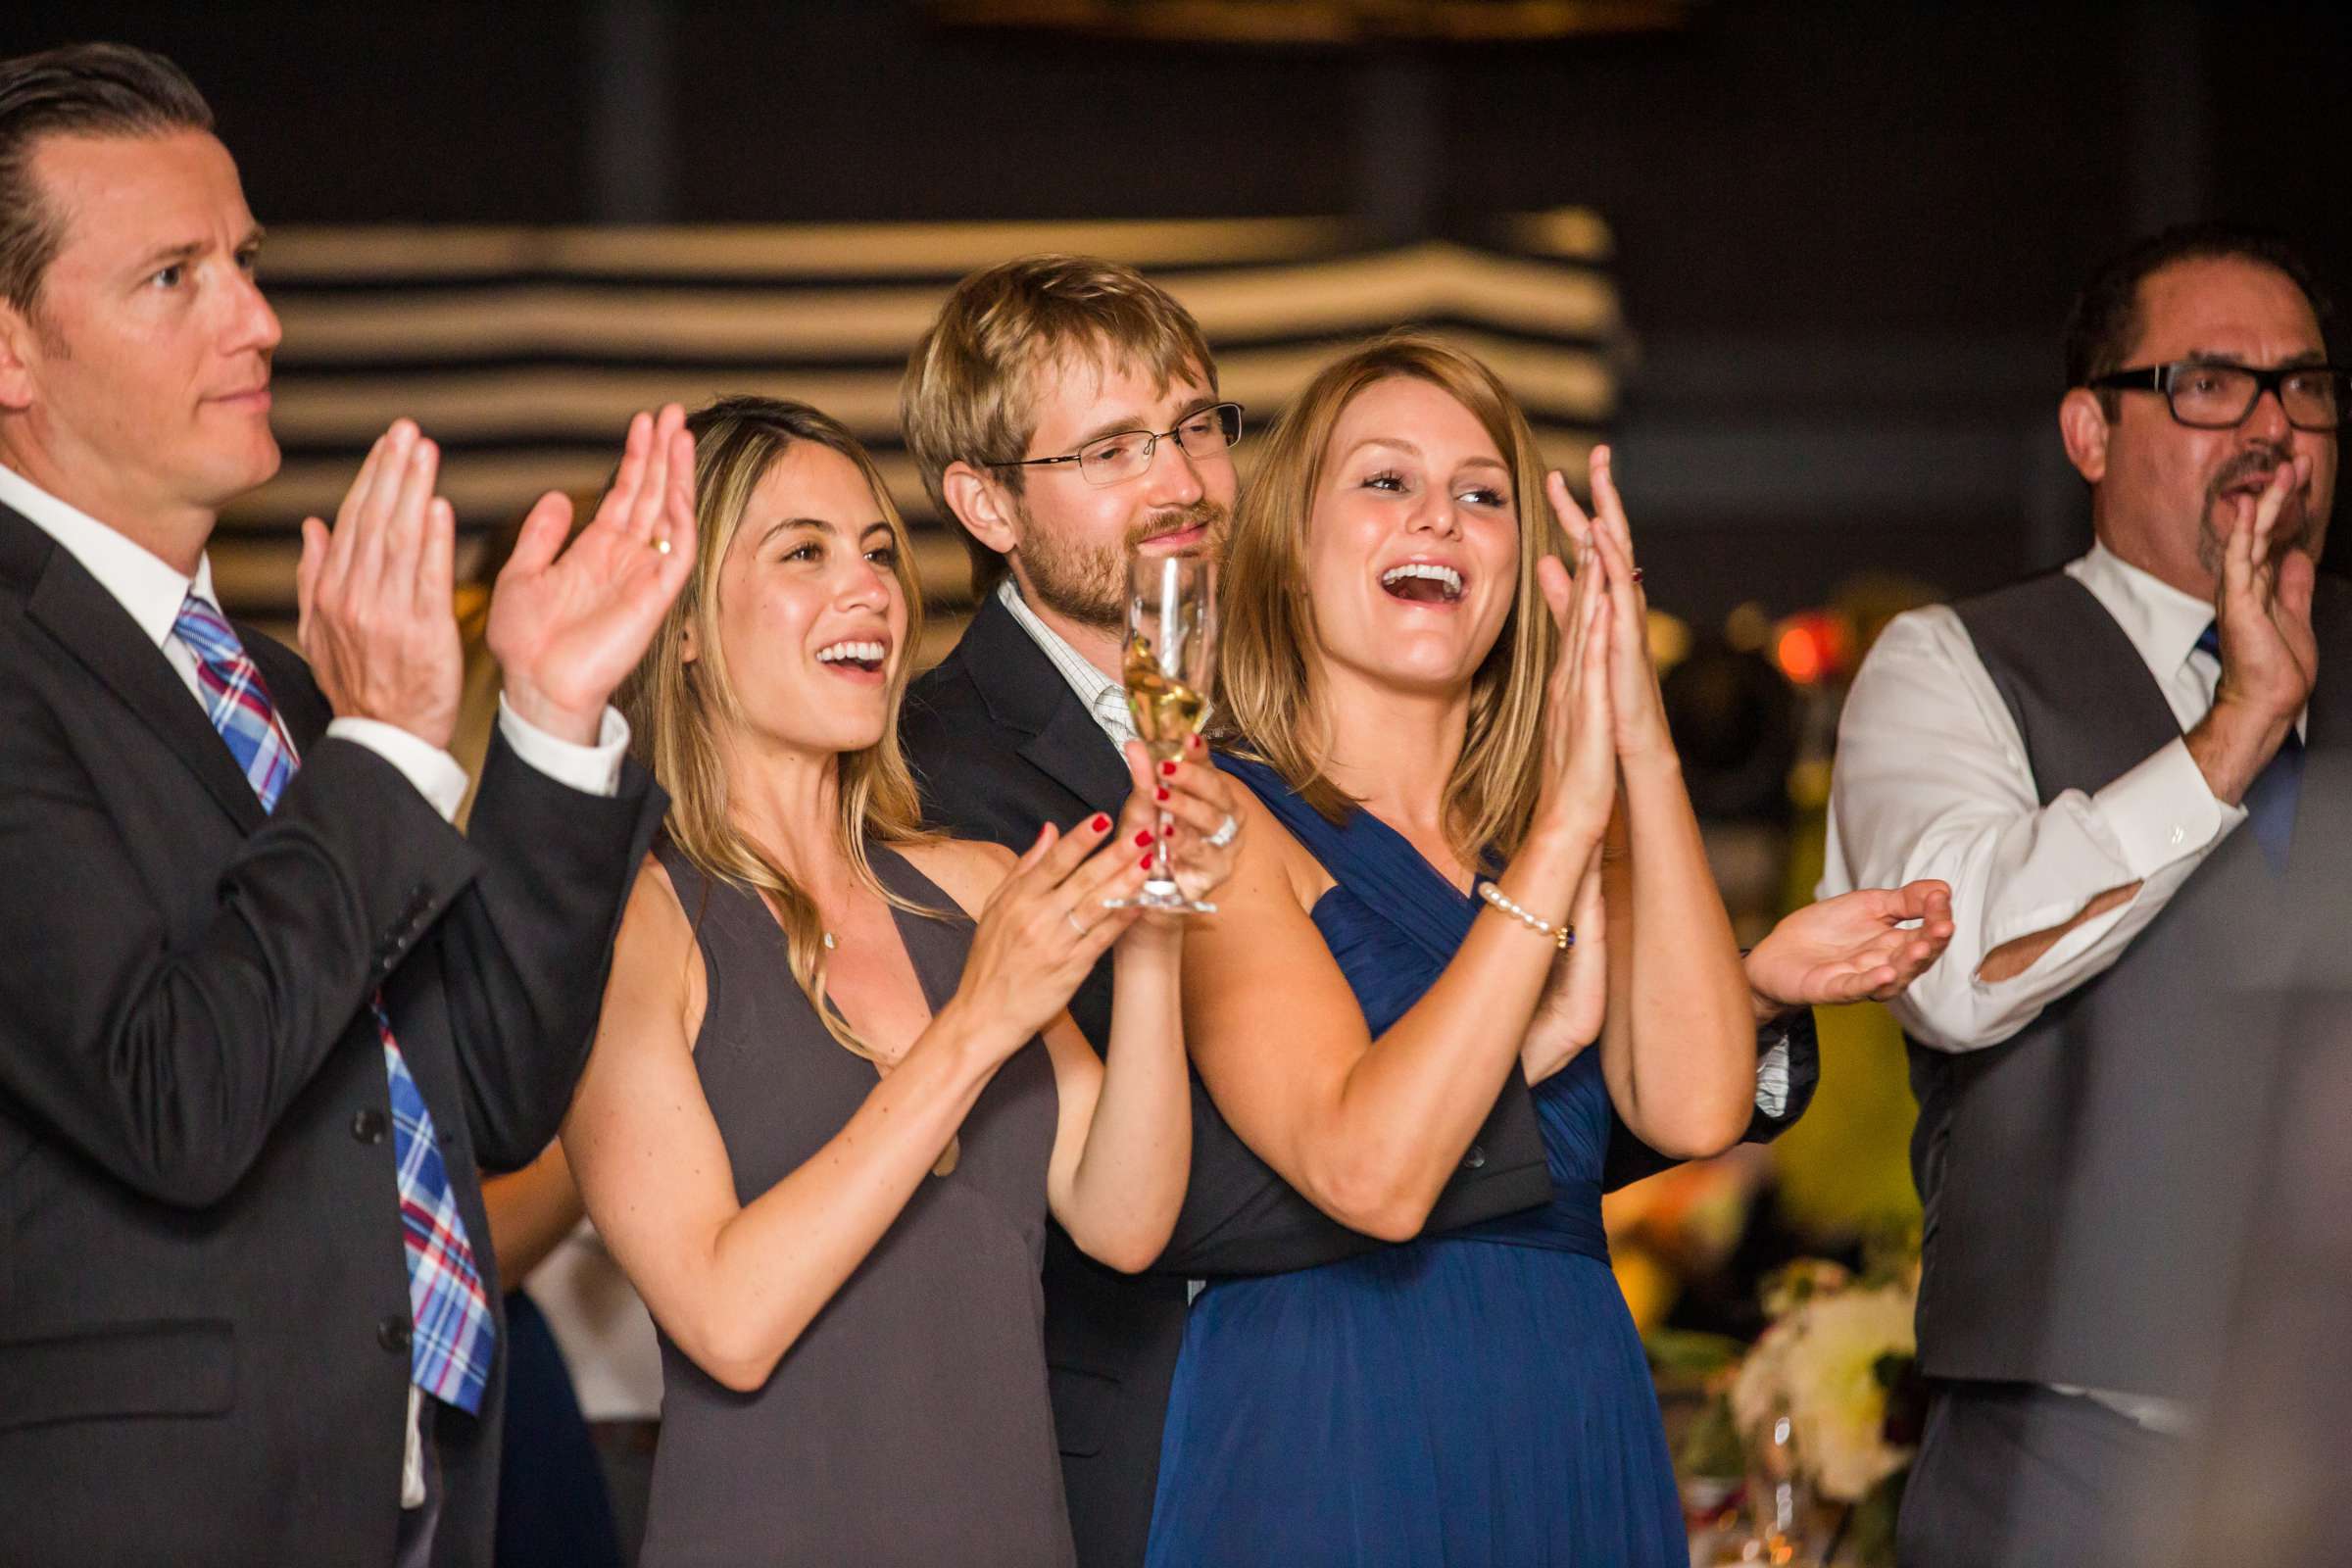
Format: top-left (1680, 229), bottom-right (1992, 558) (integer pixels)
top-left (2196, 621), bottom-right (2304, 874)
top-left (174, 593), bottom-right (494, 1414)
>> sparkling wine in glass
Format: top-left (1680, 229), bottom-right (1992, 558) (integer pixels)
top-left (1108, 547), bottom-right (1217, 914)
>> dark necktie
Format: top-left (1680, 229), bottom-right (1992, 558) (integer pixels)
top-left (2197, 621), bottom-right (2304, 874)
top-left (174, 593), bottom-right (494, 1413)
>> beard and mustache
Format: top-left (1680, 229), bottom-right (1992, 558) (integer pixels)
top-left (2194, 443), bottom-right (2322, 579)
top-left (1017, 497), bottom-right (1229, 632)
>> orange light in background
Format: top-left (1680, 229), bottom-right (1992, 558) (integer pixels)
top-left (1645, 609), bottom-right (1692, 673)
top-left (1772, 611), bottom-right (1853, 686)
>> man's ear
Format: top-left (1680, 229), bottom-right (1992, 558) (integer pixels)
top-left (0, 302), bottom-right (39, 414)
top-left (941, 461), bottom-right (1021, 559)
top-left (2058, 388), bottom-right (2111, 485)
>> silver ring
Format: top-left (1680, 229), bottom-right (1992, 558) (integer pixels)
top-left (1205, 812), bottom-right (1240, 850)
top-left (1066, 907), bottom-right (1089, 936)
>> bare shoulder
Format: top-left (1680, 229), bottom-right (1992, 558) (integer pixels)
top-left (618, 852), bottom-right (692, 955)
top-left (898, 835), bottom-right (1016, 919)
top-left (610, 852), bottom-right (706, 1036)
top-left (1241, 787), bottom-right (1332, 913)
top-left (1197, 786), bottom-right (1327, 927)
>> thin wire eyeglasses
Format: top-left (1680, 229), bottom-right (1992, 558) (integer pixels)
top-left (984, 402), bottom-right (1246, 487)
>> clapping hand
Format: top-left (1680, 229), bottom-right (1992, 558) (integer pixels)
top-left (297, 419), bottom-right (465, 749)
top-left (947, 813), bottom-right (1153, 1059)
top-left (1548, 448), bottom-right (1672, 763)
top-left (1745, 880), bottom-right (1955, 1015)
top-left (487, 406), bottom-right (699, 744)
top-left (1530, 519), bottom-right (1616, 846)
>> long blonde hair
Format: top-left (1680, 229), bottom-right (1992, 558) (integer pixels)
top-left (620, 395), bottom-right (937, 1066)
top-left (1216, 332), bottom-right (1564, 864)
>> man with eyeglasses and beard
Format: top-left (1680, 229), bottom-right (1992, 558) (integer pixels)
top-left (1822, 223), bottom-right (2346, 1567)
top-left (897, 254), bottom-right (1825, 1566)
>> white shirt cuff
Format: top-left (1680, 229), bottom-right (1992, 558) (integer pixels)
top-left (2086, 735), bottom-right (2244, 878)
top-left (326, 717), bottom-right (469, 823)
top-left (495, 696), bottom-right (628, 799)
top-left (1754, 1039), bottom-right (1791, 1120)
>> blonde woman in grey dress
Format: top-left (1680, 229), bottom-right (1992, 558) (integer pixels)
top-left (562, 397), bottom-right (1241, 1566)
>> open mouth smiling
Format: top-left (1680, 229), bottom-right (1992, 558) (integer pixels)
top-left (1380, 562), bottom-right (1465, 605)
top-left (815, 639), bottom-right (889, 676)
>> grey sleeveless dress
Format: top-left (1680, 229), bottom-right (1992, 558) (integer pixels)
top-left (638, 840), bottom-right (1073, 1567)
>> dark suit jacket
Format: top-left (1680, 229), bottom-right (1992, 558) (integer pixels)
top-left (902, 590), bottom-right (1818, 1566)
top-left (0, 504), bottom-right (662, 1568)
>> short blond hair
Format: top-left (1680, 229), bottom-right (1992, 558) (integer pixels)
top-left (900, 253), bottom-right (1217, 596)
top-left (1217, 332), bottom-right (1564, 865)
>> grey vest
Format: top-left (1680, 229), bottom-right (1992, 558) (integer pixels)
top-left (1911, 568), bottom-right (2351, 1399)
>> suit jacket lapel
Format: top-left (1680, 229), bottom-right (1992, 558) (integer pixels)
top-left (958, 592), bottom-right (1133, 811)
top-left (1022, 700), bottom-right (1132, 812)
top-left (11, 508), bottom-right (267, 834)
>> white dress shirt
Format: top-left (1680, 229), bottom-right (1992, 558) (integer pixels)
top-left (1817, 540), bottom-right (2308, 1438)
top-left (1817, 541), bottom-right (2292, 1053)
top-left (996, 576), bottom-right (1140, 750)
top-left (1, 460), bottom-right (630, 1503)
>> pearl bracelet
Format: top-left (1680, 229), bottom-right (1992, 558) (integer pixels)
top-left (1477, 881), bottom-right (1573, 950)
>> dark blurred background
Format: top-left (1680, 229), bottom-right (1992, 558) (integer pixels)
top-left (10, 0), bottom-right (2348, 626)
top-left (15, 0), bottom-right (2350, 1368)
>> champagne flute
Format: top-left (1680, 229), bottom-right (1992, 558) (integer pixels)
top-left (1107, 546), bottom-right (1217, 914)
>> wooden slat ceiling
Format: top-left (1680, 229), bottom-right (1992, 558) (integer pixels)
top-left (221, 209), bottom-right (1623, 657)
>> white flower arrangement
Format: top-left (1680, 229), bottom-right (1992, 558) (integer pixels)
top-left (1729, 1277), bottom-right (1917, 1503)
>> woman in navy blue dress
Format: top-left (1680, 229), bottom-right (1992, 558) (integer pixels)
top-left (1148, 334), bottom-right (1950, 1566)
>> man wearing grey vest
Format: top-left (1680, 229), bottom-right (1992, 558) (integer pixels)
top-left (1822, 223), bottom-right (2344, 1568)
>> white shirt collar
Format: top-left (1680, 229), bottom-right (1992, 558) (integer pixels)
top-left (993, 577), bottom-right (1137, 748)
top-left (2066, 539), bottom-right (2217, 681)
top-left (0, 460), bottom-right (218, 646)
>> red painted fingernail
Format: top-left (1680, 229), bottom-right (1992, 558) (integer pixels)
top-left (1091, 814), bottom-right (1110, 832)
top-left (1188, 732), bottom-right (1204, 751)
top-left (1155, 787), bottom-right (1170, 802)
top-left (1140, 854), bottom-right (1155, 869)
top-left (1160, 760), bottom-right (1178, 776)
top-left (1135, 829), bottom-right (1154, 847)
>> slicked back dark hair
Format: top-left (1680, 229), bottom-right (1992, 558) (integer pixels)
top-left (0, 42), bottom-right (214, 313)
top-left (2064, 222), bottom-right (2337, 407)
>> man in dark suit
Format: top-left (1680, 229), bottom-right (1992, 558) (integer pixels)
top-left (898, 254), bottom-right (1833, 1565)
top-left (0, 45), bottom-right (693, 1567)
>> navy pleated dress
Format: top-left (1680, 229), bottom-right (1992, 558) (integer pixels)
top-left (1144, 756), bottom-right (1685, 1567)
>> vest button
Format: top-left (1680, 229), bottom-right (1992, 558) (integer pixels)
top-left (377, 1315), bottom-right (413, 1353)
top-left (1461, 1144), bottom-right (1487, 1170)
top-left (351, 1108), bottom-right (387, 1144)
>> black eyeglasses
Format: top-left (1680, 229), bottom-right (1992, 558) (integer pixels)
top-left (985, 402), bottom-right (1245, 487)
top-left (2085, 360), bottom-right (2349, 432)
